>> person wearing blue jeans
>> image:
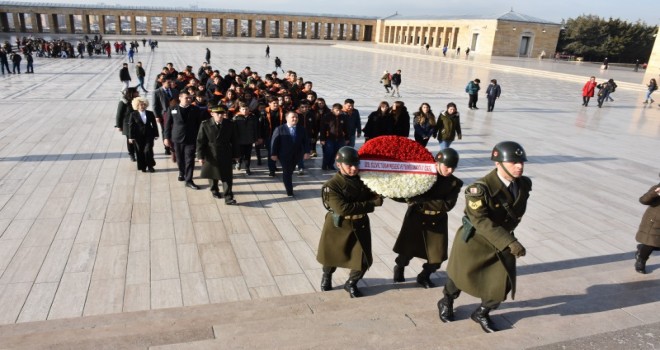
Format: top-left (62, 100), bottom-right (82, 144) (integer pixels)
top-left (319, 103), bottom-right (349, 171)
top-left (436, 102), bottom-right (462, 150)
top-left (643, 78), bottom-right (657, 104)
top-left (0, 48), bottom-right (11, 74)
top-left (135, 61), bottom-right (148, 93)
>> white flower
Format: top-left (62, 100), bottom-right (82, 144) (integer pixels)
top-left (360, 172), bottom-right (436, 199)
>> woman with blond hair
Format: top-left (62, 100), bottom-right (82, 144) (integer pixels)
top-left (413, 102), bottom-right (437, 147)
top-left (128, 96), bottom-right (159, 172)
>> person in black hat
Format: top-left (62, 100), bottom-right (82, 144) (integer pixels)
top-left (438, 141), bottom-right (531, 333)
top-left (392, 148), bottom-right (463, 289)
top-left (196, 104), bottom-right (239, 204)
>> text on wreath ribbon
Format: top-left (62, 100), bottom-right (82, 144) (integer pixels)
top-left (359, 159), bottom-right (437, 174)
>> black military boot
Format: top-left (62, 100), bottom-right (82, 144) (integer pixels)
top-left (320, 273), bottom-right (333, 291)
top-left (393, 264), bottom-right (405, 283)
top-left (416, 268), bottom-right (436, 289)
top-left (437, 297), bottom-right (454, 323)
top-left (635, 251), bottom-right (648, 274)
top-left (343, 275), bottom-right (363, 298)
top-left (471, 306), bottom-right (499, 333)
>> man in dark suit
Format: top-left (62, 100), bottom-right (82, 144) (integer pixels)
top-left (270, 111), bottom-right (310, 197)
top-left (153, 79), bottom-right (179, 155)
top-left (164, 90), bottom-right (205, 189)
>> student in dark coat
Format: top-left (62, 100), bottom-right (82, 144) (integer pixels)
top-left (319, 103), bottom-right (349, 171)
top-left (0, 48), bottom-right (11, 74)
top-left (412, 102), bottom-right (437, 147)
top-left (393, 148), bottom-right (463, 288)
top-left (633, 173), bottom-right (660, 274)
top-left (128, 97), bottom-right (159, 172)
top-left (363, 101), bottom-right (394, 141)
top-left (115, 87), bottom-right (139, 161)
top-left (465, 78), bottom-right (481, 109)
top-left (232, 102), bottom-right (260, 175)
top-left (390, 101), bottom-right (410, 137)
top-left (153, 79), bottom-right (179, 155)
top-left (24, 52), bottom-right (33, 73)
top-left (296, 101), bottom-right (317, 174)
top-left (271, 111), bottom-right (310, 197)
top-left (485, 79), bottom-right (501, 112)
top-left (196, 104), bottom-right (239, 204)
top-left (119, 63), bottom-right (131, 92)
top-left (436, 102), bottom-right (462, 150)
top-left (11, 51), bottom-right (21, 74)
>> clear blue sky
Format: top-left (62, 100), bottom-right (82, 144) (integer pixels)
top-left (10, 0), bottom-right (660, 25)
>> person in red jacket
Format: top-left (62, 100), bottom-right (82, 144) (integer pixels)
top-left (582, 76), bottom-right (597, 107)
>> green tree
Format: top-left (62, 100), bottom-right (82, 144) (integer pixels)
top-left (556, 15), bottom-right (657, 63)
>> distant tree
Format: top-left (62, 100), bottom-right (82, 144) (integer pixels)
top-left (556, 15), bottom-right (657, 63)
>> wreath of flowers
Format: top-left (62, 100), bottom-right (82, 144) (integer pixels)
top-left (358, 136), bottom-right (437, 199)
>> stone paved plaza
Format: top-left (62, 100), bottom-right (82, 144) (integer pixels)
top-left (0, 37), bottom-right (659, 334)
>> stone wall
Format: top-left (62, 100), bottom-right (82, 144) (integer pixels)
top-left (644, 34), bottom-right (660, 82)
top-left (376, 17), bottom-right (560, 57)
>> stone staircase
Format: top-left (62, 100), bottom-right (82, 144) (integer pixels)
top-left (1, 255), bottom-right (659, 349)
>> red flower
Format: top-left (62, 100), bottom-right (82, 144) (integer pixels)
top-left (359, 136), bottom-right (434, 163)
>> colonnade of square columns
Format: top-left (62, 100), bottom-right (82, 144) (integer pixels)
top-left (381, 24), bottom-right (460, 49)
top-left (0, 9), bottom-right (373, 42)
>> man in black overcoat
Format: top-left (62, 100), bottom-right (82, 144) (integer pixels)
top-left (196, 104), bottom-right (239, 204)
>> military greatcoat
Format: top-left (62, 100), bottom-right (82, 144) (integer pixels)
top-left (196, 118), bottom-right (238, 181)
top-left (393, 174), bottom-right (463, 263)
top-left (317, 172), bottom-right (378, 271)
top-left (446, 169), bottom-right (531, 302)
top-left (635, 184), bottom-right (660, 248)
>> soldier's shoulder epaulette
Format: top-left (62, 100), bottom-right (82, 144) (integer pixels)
top-left (465, 182), bottom-right (486, 197)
